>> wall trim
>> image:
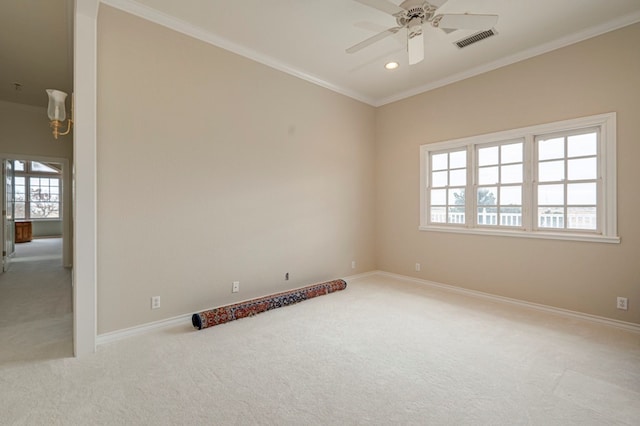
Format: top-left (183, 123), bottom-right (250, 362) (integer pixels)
top-left (376, 11), bottom-right (640, 106)
top-left (376, 271), bottom-right (640, 334)
top-left (96, 313), bottom-right (192, 346)
top-left (100, 1), bottom-right (640, 107)
top-left (99, 0), bottom-right (375, 106)
top-left (96, 269), bottom-right (639, 345)
top-left (343, 270), bottom-right (380, 282)
top-left (97, 275), bottom-right (363, 345)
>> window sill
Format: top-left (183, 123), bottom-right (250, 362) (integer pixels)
top-left (418, 225), bottom-right (620, 244)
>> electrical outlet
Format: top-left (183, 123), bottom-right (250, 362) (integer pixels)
top-left (415, 263), bottom-right (421, 272)
top-left (351, 260), bottom-right (356, 269)
top-left (617, 297), bottom-right (628, 311)
top-left (151, 296), bottom-right (161, 310)
top-left (232, 281), bottom-right (240, 293)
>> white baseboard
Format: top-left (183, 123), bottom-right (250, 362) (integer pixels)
top-left (96, 269), bottom-right (639, 345)
top-left (343, 270), bottom-right (380, 282)
top-left (96, 276), bottom-right (360, 346)
top-left (376, 271), bottom-right (640, 334)
top-left (96, 313), bottom-right (192, 346)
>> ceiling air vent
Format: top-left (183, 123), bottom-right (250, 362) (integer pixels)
top-left (454, 29), bottom-right (497, 49)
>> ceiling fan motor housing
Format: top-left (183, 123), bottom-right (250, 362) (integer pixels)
top-left (396, 1), bottom-right (437, 27)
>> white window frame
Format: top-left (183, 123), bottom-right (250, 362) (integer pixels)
top-left (419, 112), bottom-right (619, 243)
top-left (14, 161), bottom-right (62, 221)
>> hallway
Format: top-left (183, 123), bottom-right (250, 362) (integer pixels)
top-left (0, 238), bottom-right (72, 364)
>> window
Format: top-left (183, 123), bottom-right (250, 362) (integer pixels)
top-left (420, 113), bottom-right (618, 243)
top-left (14, 161), bottom-right (61, 220)
top-left (476, 140), bottom-right (523, 227)
top-left (536, 129), bottom-right (598, 231)
top-left (429, 149), bottom-right (466, 225)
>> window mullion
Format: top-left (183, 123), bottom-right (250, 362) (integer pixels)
top-left (467, 144), bottom-right (475, 228)
top-left (523, 135), bottom-right (534, 231)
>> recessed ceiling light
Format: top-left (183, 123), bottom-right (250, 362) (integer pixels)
top-left (384, 62), bottom-right (399, 70)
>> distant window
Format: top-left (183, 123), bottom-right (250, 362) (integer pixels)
top-left (14, 161), bottom-right (61, 220)
top-left (420, 113), bottom-right (618, 243)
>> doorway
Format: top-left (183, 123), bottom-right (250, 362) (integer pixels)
top-left (0, 156), bottom-right (72, 363)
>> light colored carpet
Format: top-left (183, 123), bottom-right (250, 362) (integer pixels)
top-left (1, 272), bottom-right (639, 425)
top-left (0, 238), bottom-right (72, 364)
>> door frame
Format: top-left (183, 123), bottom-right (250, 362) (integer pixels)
top-left (73, 0), bottom-right (99, 357)
top-left (0, 154), bottom-right (72, 268)
top-left (2, 159), bottom-right (15, 272)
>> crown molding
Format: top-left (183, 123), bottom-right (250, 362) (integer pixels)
top-left (99, 0), bottom-right (376, 106)
top-left (99, 1), bottom-right (640, 108)
top-left (376, 11), bottom-right (640, 106)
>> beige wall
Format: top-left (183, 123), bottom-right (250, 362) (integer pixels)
top-left (96, 7), bottom-right (376, 333)
top-left (0, 101), bottom-right (73, 159)
top-left (376, 23), bottom-right (640, 324)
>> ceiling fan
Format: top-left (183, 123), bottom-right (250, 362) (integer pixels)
top-left (346, 0), bottom-right (498, 65)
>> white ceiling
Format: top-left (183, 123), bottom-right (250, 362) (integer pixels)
top-left (103, 0), bottom-right (640, 106)
top-left (2, 0), bottom-right (640, 109)
top-left (0, 0), bottom-right (73, 108)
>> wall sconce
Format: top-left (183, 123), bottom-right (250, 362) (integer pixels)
top-left (46, 89), bottom-right (73, 139)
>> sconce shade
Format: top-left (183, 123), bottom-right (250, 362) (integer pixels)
top-left (46, 89), bottom-right (68, 122)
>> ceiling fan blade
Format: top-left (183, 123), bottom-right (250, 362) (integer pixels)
top-left (346, 27), bottom-right (402, 54)
top-left (434, 14), bottom-right (498, 30)
top-left (354, 0), bottom-right (404, 16)
top-left (407, 31), bottom-right (424, 65)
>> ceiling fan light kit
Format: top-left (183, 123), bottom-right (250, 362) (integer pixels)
top-left (347, 0), bottom-right (498, 65)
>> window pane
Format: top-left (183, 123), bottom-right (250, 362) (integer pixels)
top-left (538, 160), bottom-right (564, 182)
top-left (500, 207), bottom-right (522, 227)
top-left (15, 202), bottom-right (25, 219)
top-left (538, 184), bottom-right (564, 205)
top-left (14, 161), bottom-right (25, 171)
top-left (431, 189), bottom-right (446, 205)
top-left (432, 153), bottom-right (448, 171)
top-left (449, 169), bottom-right (466, 186)
top-left (15, 186), bottom-right (25, 199)
top-left (501, 143), bottom-right (522, 163)
top-left (568, 157), bottom-right (597, 180)
top-left (448, 207), bottom-right (465, 224)
top-left (31, 162), bottom-right (58, 173)
top-left (501, 164), bottom-right (522, 184)
top-left (478, 166), bottom-right (498, 185)
top-left (500, 186), bottom-right (521, 206)
top-left (538, 137), bottom-right (564, 160)
top-left (567, 183), bottom-right (596, 205)
top-left (567, 207), bottom-right (597, 230)
top-left (478, 146), bottom-right (498, 166)
top-left (30, 202), bottom-right (59, 219)
top-left (477, 207), bottom-right (497, 225)
top-left (449, 188), bottom-right (465, 206)
top-left (538, 207), bottom-right (564, 228)
top-left (568, 132), bottom-right (597, 157)
top-left (431, 171), bottom-right (447, 187)
top-left (449, 151), bottom-right (466, 169)
top-left (478, 187), bottom-right (497, 206)
top-left (430, 207), bottom-right (446, 223)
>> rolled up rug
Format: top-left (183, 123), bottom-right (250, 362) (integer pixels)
top-left (192, 279), bottom-right (347, 330)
